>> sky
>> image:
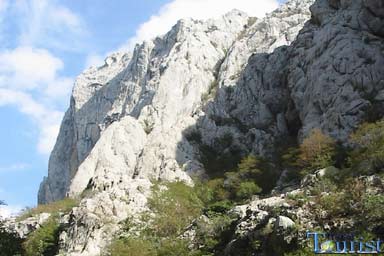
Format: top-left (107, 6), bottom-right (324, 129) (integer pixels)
top-left (0, 0), bottom-right (286, 217)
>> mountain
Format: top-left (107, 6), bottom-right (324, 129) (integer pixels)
top-left (17, 0), bottom-right (384, 255)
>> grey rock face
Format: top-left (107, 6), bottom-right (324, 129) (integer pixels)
top-left (288, 0), bottom-right (384, 140)
top-left (194, 0), bottom-right (384, 165)
top-left (39, 11), bottom-right (253, 205)
top-left (5, 213), bottom-right (51, 239)
top-left (36, 0), bottom-right (384, 254)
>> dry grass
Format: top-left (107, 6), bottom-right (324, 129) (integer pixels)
top-left (17, 198), bottom-right (78, 221)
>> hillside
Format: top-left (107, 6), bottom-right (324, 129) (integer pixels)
top-left (1, 0), bottom-right (384, 255)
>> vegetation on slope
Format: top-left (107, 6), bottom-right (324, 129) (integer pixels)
top-left (2, 120), bottom-right (384, 256)
top-left (0, 200), bottom-right (24, 256)
top-left (0, 198), bottom-right (78, 256)
top-left (23, 217), bottom-right (61, 256)
top-left (108, 120), bottom-right (384, 256)
top-left (17, 198), bottom-right (78, 221)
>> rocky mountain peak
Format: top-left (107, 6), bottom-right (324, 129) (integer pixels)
top-left (33, 0), bottom-right (384, 254)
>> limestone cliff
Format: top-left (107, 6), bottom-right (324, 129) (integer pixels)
top-left (34, 0), bottom-right (384, 255)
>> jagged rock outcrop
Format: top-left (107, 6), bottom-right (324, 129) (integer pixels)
top-left (196, 0), bottom-right (384, 162)
top-left (216, 173), bottom-right (384, 255)
top-left (34, 0), bottom-right (384, 255)
top-left (5, 213), bottom-right (51, 239)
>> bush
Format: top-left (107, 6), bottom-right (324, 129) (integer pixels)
top-left (349, 121), bottom-right (384, 174)
top-left (284, 247), bottom-right (313, 256)
top-left (204, 200), bottom-right (234, 216)
top-left (362, 194), bottom-right (384, 223)
top-left (23, 217), bottom-right (60, 256)
top-left (199, 143), bottom-right (243, 177)
top-left (316, 192), bottom-right (346, 218)
top-left (298, 129), bottom-right (336, 175)
top-left (157, 239), bottom-right (201, 256)
top-left (223, 155), bottom-right (277, 201)
top-left (107, 237), bottom-right (156, 256)
top-left (194, 213), bottom-right (235, 253)
top-left (201, 178), bottom-right (230, 202)
top-left (148, 182), bottom-right (204, 237)
top-left (0, 221), bottom-right (24, 256)
top-left (235, 181), bottom-right (262, 199)
top-left (18, 198), bottom-right (78, 221)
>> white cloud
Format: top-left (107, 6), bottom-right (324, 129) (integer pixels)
top-left (15, 0), bottom-right (87, 52)
top-left (44, 77), bottom-right (73, 99)
top-left (0, 47), bottom-right (64, 90)
top-left (0, 0), bottom-right (81, 156)
top-left (123, 0), bottom-right (279, 49)
top-left (0, 45), bottom-right (74, 155)
top-left (37, 123), bottom-right (62, 154)
top-left (0, 205), bottom-right (23, 219)
top-left (0, 163), bottom-right (29, 172)
top-left (85, 53), bottom-right (105, 69)
top-left (0, 88), bottom-right (64, 155)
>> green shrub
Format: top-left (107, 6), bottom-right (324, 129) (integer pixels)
top-left (309, 175), bottom-right (337, 196)
top-left (204, 200), bottom-right (233, 216)
top-left (284, 247), bottom-right (314, 256)
top-left (0, 221), bottom-right (24, 256)
top-left (18, 198), bottom-right (78, 221)
top-left (223, 155), bottom-right (277, 201)
top-left (362, 194), bottom-right (384, 223)
top-left (194, 213), bottom-right (235, 253)
top-left (238, 155), bottom-right (278, 193)
top-left (317, 192), bottom-right (346, 218)
top-left (349, 120), bottom-right (384, 174)
top-left (196, 178), bottom-right (230, 203)
top-left (198, 133), bottom-right (245, 177)
top-left (23, 217), bottom-right (60, 256)
top-left (148, 182), bottom-right (204, 237)
top-left (235, 181), bottom-right (262, 199)
top-left (107, 237), bottom-right (156, 256)
top-left (157, 239), bottom-right (201, 256)
top-left (298, 129), bottom-right (336, 175)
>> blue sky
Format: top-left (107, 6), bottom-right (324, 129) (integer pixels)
top-left (0, 0), bottom-right (285, 216)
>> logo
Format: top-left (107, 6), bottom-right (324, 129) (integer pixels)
top-left (307, 232), bottom-right (382, 254)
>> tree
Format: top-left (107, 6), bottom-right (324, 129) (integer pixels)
top-left (236, 181), bottom-right (261, 199)
top-left (224, 155), bottom-right (278, 200)
top-left (0, 217), bottom-right (24, 256)
top-left (23, 217), bottom-right (60, 256)
top-left (350, 120), bottom-right (384, 174)
top-left (298, 129), bottom-right (336, 175)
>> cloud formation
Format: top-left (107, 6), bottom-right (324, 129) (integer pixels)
top-left (0, 47), bottom-right (72, 154)
top-left (124, 0), bottom-right (279, 49)
top-left (0, 204), bottom-right (23, 218)
top-left (15, 0), bottom-right (87, 51)
top-left (0, 47), bottom-right (63, 90)
top-left (0, 0), bottom-right (84, 155)
top-left (0, 163), bottom-right (29, 172)
top-left (0, 88), bottom-right (64, 154)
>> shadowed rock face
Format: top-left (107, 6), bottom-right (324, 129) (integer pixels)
top-left (36, 0), bottom-right (384, 254)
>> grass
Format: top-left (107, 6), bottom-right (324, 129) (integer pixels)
top-left (23, 217), bottom-right (61, 256)
top-left (17, 198), bottom-right (78, 221)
